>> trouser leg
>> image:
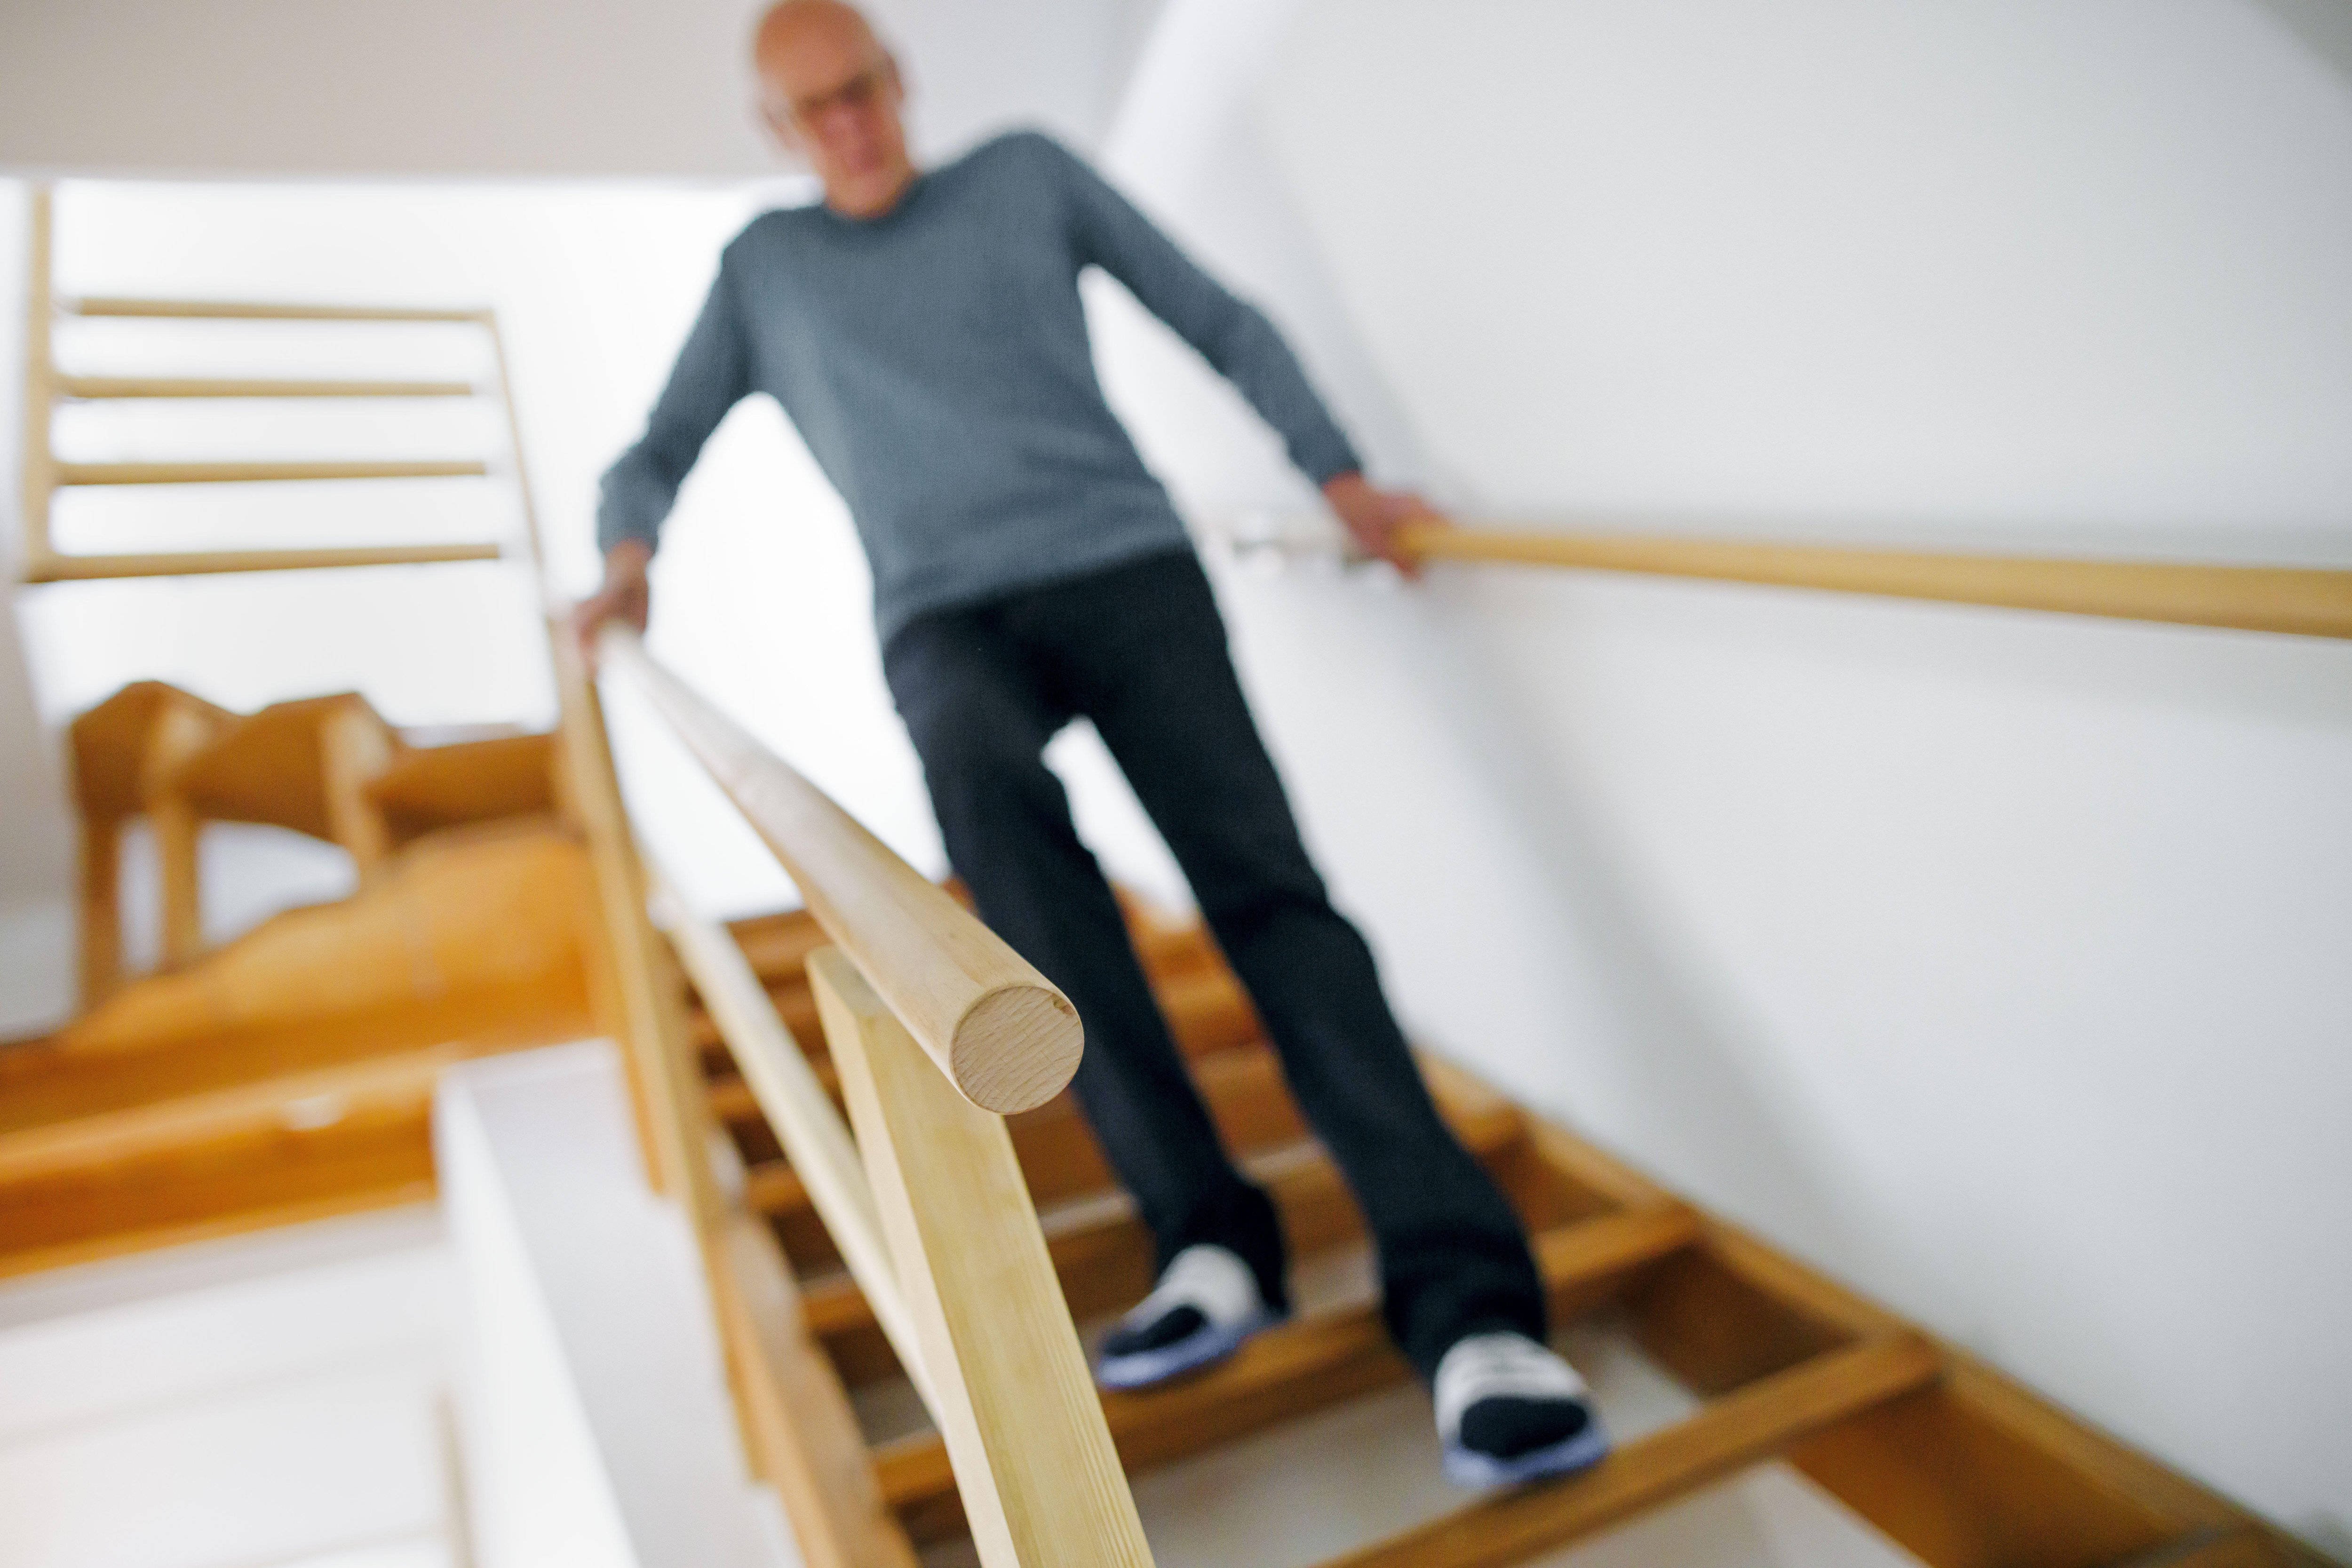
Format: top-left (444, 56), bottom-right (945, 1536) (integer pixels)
top-left (1054, 554), bottom-right (1546, 1380)
top-left (882, 607), bottom-right (1288, 1308)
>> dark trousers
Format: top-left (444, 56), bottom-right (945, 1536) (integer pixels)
top-left (882, 549), bottom-right (1544, 1379)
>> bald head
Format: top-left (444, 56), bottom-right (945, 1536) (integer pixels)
top-left (754, 0), bottom-right (915, 219)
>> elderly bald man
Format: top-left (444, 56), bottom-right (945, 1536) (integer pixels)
top-left (577, 0), bottom-right (1604, 1488)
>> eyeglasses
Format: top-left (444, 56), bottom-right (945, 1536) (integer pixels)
top-left (777, 64), bottom-right (890, 129)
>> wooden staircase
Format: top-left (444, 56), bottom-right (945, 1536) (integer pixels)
top-left (0, 684), bottom-right (589, 1277)
top-left (5, 184), bottom-right (2334, 1567)
top-left (675, 900), bottom-right (2331, 1568)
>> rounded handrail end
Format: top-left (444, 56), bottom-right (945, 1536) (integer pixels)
top-left (951, 983), bottom-right (1084, 1114)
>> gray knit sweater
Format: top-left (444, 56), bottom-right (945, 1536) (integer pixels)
top-left (596, 129), bottom-right (1360, 645)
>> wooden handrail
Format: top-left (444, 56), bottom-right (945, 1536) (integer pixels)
top-left (651, 874), bottom-right (939, 1416)
top-left (811, 949), bottom-right (1156, 1566)
top-left (54, 459), bottom-right (489, 486)
top-left (57, 375), bottom-right (477, 399)
top-left (64, 296), bottom-right (492, 323)
top-left (1396, 524), bottom-right (2352, 641)
top-left (596, 626), bottom-right (1083, 1114)
top-left (23, 544), bottom-right (503, 581)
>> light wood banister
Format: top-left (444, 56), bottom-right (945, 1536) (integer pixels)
top-left (597, 626), bottom-right (1083, 1114)
top-left (21, 545), bottom-right (503, 581)
top-left (652, 874), bottom-right (939, 1416)
top-left (1397, 524), bottom-right (2352, 640)
top-left (19, 186), bottom-right (55, 569)
top-left (811, 947), bottom-right (1156, 1568)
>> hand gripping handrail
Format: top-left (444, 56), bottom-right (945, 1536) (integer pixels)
top-left (1395, 524), bottom-right (2352, 640)
top-left (597, 626), bottom-right (1085, 1114)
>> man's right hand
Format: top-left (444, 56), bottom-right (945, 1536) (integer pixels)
top-left (571, 539), bottom-right (654, 666)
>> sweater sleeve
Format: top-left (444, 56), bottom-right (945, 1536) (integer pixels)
top-left (1048, 136), bottom-right (1362, 486)
top-left (596, 258), bottom-right (753, 557)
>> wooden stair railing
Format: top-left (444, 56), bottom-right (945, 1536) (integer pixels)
top-left (664, 891), bottom-right (2333, 1567)
top-left (586, 624), bottom-right (1151, 1567)
top-left (64, 679), bottom-right (556, 1002)
top-left (15, 184), bottom-right (513, 583)
top-left (1390, 523), bottom-right (2352, 640)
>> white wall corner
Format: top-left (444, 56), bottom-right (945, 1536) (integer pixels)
top-left (435, 1040), bottom-right (797, 1568)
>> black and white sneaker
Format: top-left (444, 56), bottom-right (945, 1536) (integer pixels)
top-left (1434, 1331), bottom-right (1610, 1488)
top-left (1094, 1244), bottom-right (1281, 1391)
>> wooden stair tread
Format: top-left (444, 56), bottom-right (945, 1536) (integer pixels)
top-left (732, 1043), bottom-right (1298, 1215)
top-left (0, 1177), bottom-right (439, 1282)
top-left (799, 1097), bottom-right (1526, 1391)
top-left (872, 1204), bottom-right (1706, 1536)
top-left (1319, 1333), bottom-right (1945, 1568)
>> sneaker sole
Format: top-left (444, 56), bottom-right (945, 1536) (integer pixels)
top-left (1093, 1307), bottom-right (1283, 1392)
top-left (1442, 1420), bottom-right (1612, 1489)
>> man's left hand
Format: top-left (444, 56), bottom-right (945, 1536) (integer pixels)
top-left (1321, 472), bottom-right (1446, 579)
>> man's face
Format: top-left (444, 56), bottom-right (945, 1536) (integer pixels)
top-left (756, 5), bottom-right (912, 218)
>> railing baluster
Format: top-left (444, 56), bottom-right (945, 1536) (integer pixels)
top-left (811, 948), bottom-right (1156, 1568)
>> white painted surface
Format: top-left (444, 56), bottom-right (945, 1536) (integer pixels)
top-left (0, 0), bottom-right (1157, 179)
top-left (1083, 0), bottom-right (2352, 1546)
top-left (0, 1207), bottom-right (459, 1568)
top-left (436, 1040), bottom-right (795, 1568)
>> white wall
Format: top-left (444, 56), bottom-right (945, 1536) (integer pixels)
top-left (1087, 0), bottom-right (2351, 1546)
top-left (0, 1207), bottom-right (461, 1568)
top-left (436, 1042), bottom-right (794, 1568)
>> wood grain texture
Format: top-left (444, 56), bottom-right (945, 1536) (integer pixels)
top-left (813, 947), bottom-right (1155, 1568)
top-left (1400, 525), bottom-right (2352, 641)
top-left (605, 628), bottom-right (1081, 1114)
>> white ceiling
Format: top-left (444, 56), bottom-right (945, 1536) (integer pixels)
top-left (0, 0), bottom-right (1167, 178)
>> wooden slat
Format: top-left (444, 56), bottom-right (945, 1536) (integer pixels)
top-left (1401, 524), bottom-right (2352, 641)
top-left (0, 1179), bottom-right (436, 1282)
top-left (710, 1209), bottom-right (922, 1568)
top-left (0, 1042), bottom-right (467, 1186)
top-left (64, 296), bottom-right (491, 323)
top-left (800, 1095), bottom-right (1527, 1389)
top-left (0, 1094), bottom-right (438, 1271)
top-left (54, 459), bottom-right (488, 485)
top-left (660, 877), bottom-right (937, 1415)
top-left (874, 1204), bottom-right (1704, 1542)
top-left (813, 948), bottom-right (1156, 1568)
top-left (1319, 1334), bottom-right (1944, 1568)
top-left (77, 814), bottom-right (122, 1009)
top-left (56, 375), bottom-right (476, 399)
top-left (20, 186), bottom-right (56, 564)
top-left (22, 544), bottom-right (503, 581)
top-left (728, 1044), bottom-right (1300, 1220)
top-left (603, 628), bottom-right (1082, 1114)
